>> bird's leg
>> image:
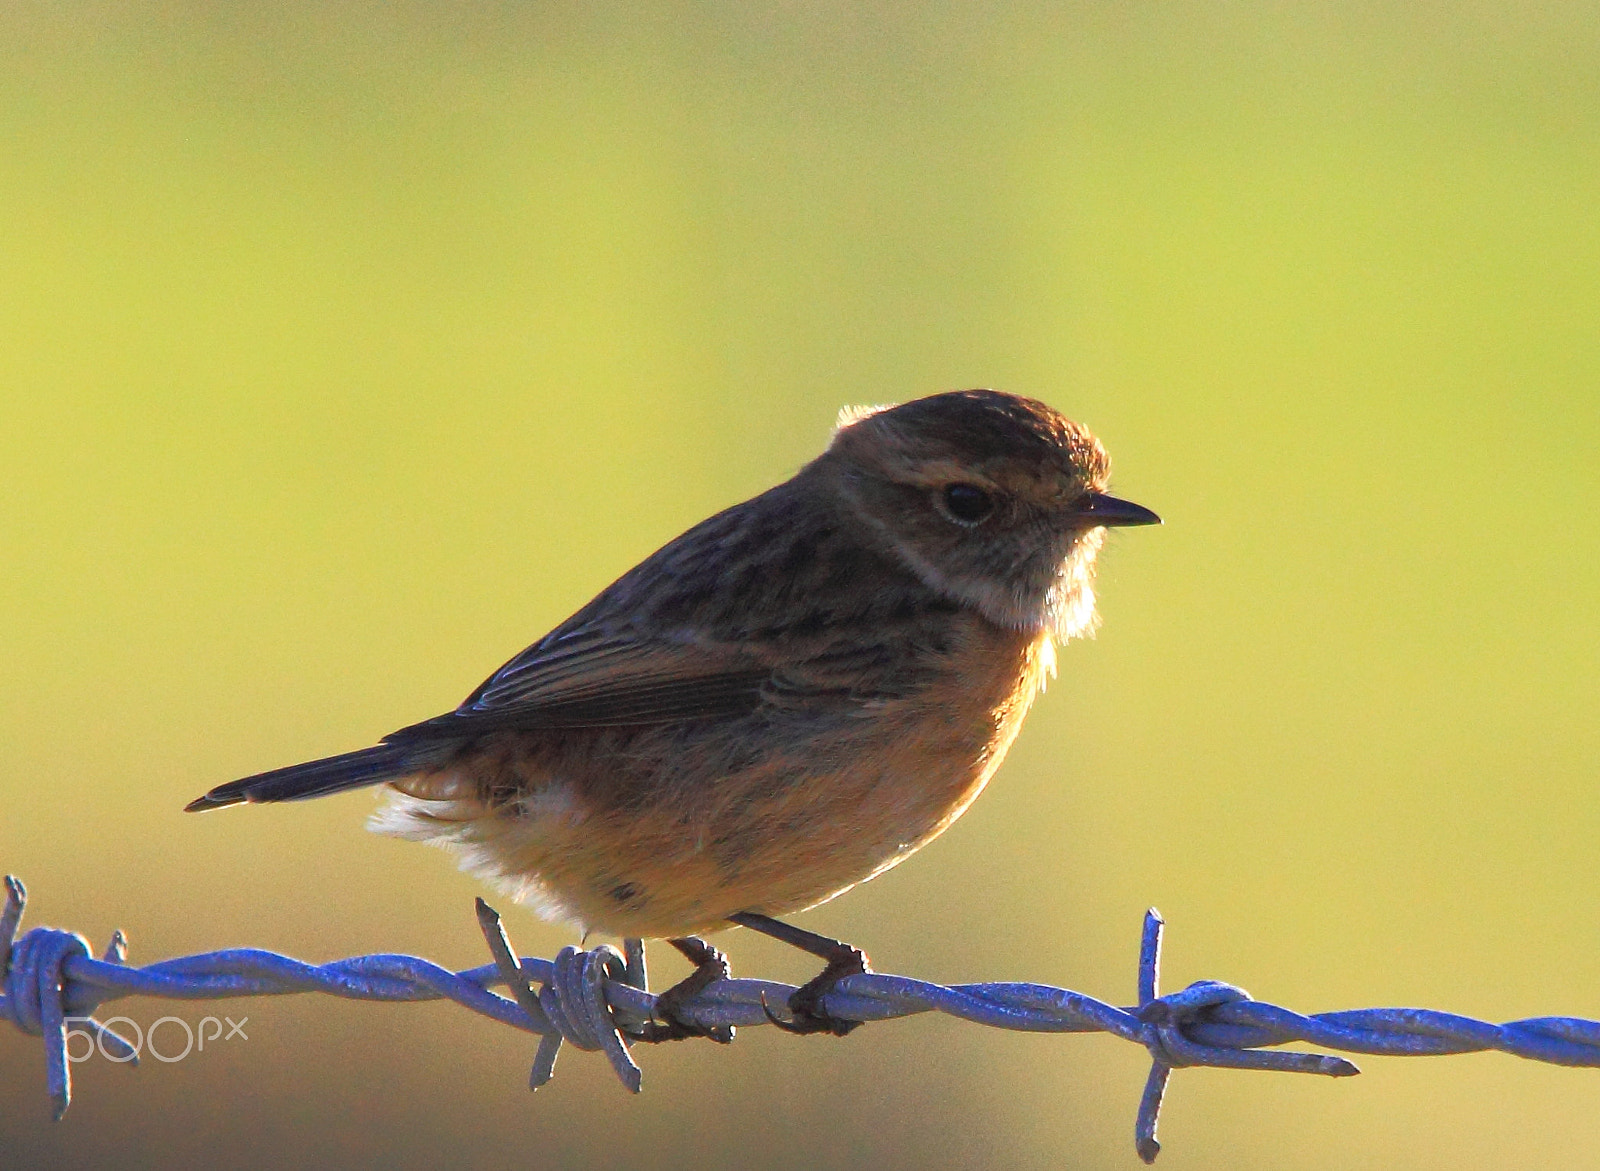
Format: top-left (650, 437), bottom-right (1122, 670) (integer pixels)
top-left (728, 911), bottom-right (867, 1036)
top-left (631, 935), bottom-right (735, 1044)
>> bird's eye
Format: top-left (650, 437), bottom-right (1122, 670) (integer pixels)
top-left (941, 483), bottom-right (995, 525)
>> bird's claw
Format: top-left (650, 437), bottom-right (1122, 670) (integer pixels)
top-left (629, 936), bottom-right (736, 1045)
top-left (758, 945), bottom-right (867, 1036)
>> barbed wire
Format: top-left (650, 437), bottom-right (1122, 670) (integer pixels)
top-left (6, 873), bottom-right (1600, 1163)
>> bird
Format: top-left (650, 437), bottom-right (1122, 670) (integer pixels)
top-left (186, 389), bottom-right (1159, 1036)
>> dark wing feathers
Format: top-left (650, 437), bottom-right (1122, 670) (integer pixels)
top-left (383, 623), bottom-right (775, 740)
top-left (187, 628), bottom-right (773, 810)
top-left (380, 488), bottom-right (938, 743)
top-left (185, 742), bottom-right (434, 810)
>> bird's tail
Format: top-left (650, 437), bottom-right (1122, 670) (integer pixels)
top-left (184, 742), bottom-right (436, 812)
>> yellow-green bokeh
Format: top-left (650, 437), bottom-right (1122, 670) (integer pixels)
top-left (3, 4), bottom-right (1599, 1168)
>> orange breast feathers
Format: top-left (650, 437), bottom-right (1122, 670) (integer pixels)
top-left (375, 621), bottom-right (1055, 939)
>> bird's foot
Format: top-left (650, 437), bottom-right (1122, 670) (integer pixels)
top-left (763, 943), bottom-right (868, 1036)
top-left (730, 911), bottom-right (868, 1037)
top-left (631, 936), bottom-right (735, 1044)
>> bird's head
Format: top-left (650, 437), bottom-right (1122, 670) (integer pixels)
top-left (820, 389), bottom-right (1159, 640)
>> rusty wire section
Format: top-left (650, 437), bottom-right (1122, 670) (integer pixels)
top-left (6, 874), bottom-right (1600, 1162)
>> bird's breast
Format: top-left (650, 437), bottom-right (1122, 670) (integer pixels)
top-left (381, 619), bottom-right (1055, 938)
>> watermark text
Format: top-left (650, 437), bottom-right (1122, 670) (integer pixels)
top-left (64, 1015), bottom-right (249, 1063)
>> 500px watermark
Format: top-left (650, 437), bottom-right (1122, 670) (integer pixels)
top-left (64, 1015), bottom-right (249, 1063)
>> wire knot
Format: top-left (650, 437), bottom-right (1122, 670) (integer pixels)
top-left (4, 927), bottom-right (97, 1038)
top-left (472, 899), bottom-right (645, 1094)
top-left (1138, 979), bottom-right (1251, 1068)
top-left (1130, 910), bottom-right (1359, 1162)
top-left (528, 943), bottom-right (643, 1093)
top-left (538, 944), bottom-right (630, 1052)
top-left (1, 876), bottom-right (138, 1120)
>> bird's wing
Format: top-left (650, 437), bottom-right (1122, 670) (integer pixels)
top-left (384, 623), bottom-right (775, 739)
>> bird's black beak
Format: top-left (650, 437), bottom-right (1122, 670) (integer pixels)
top-left (1072, 492), bottom-right (1162, 528)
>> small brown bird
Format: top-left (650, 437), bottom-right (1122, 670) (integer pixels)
top-left (187, 390), bottom-right (1158, 1034)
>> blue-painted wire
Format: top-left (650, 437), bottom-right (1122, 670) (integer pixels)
top-left (5, 877), bottom-right (1597, 1162)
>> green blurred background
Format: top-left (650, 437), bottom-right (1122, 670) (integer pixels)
top-left (3, 3), bottom-right (1598, 1168)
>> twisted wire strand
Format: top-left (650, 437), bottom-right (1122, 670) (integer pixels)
top-left (5, 875), bottom-right (1599, 1162)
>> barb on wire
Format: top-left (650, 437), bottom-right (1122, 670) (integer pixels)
top-left (5, 875), bottom-right (1600, 1162)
